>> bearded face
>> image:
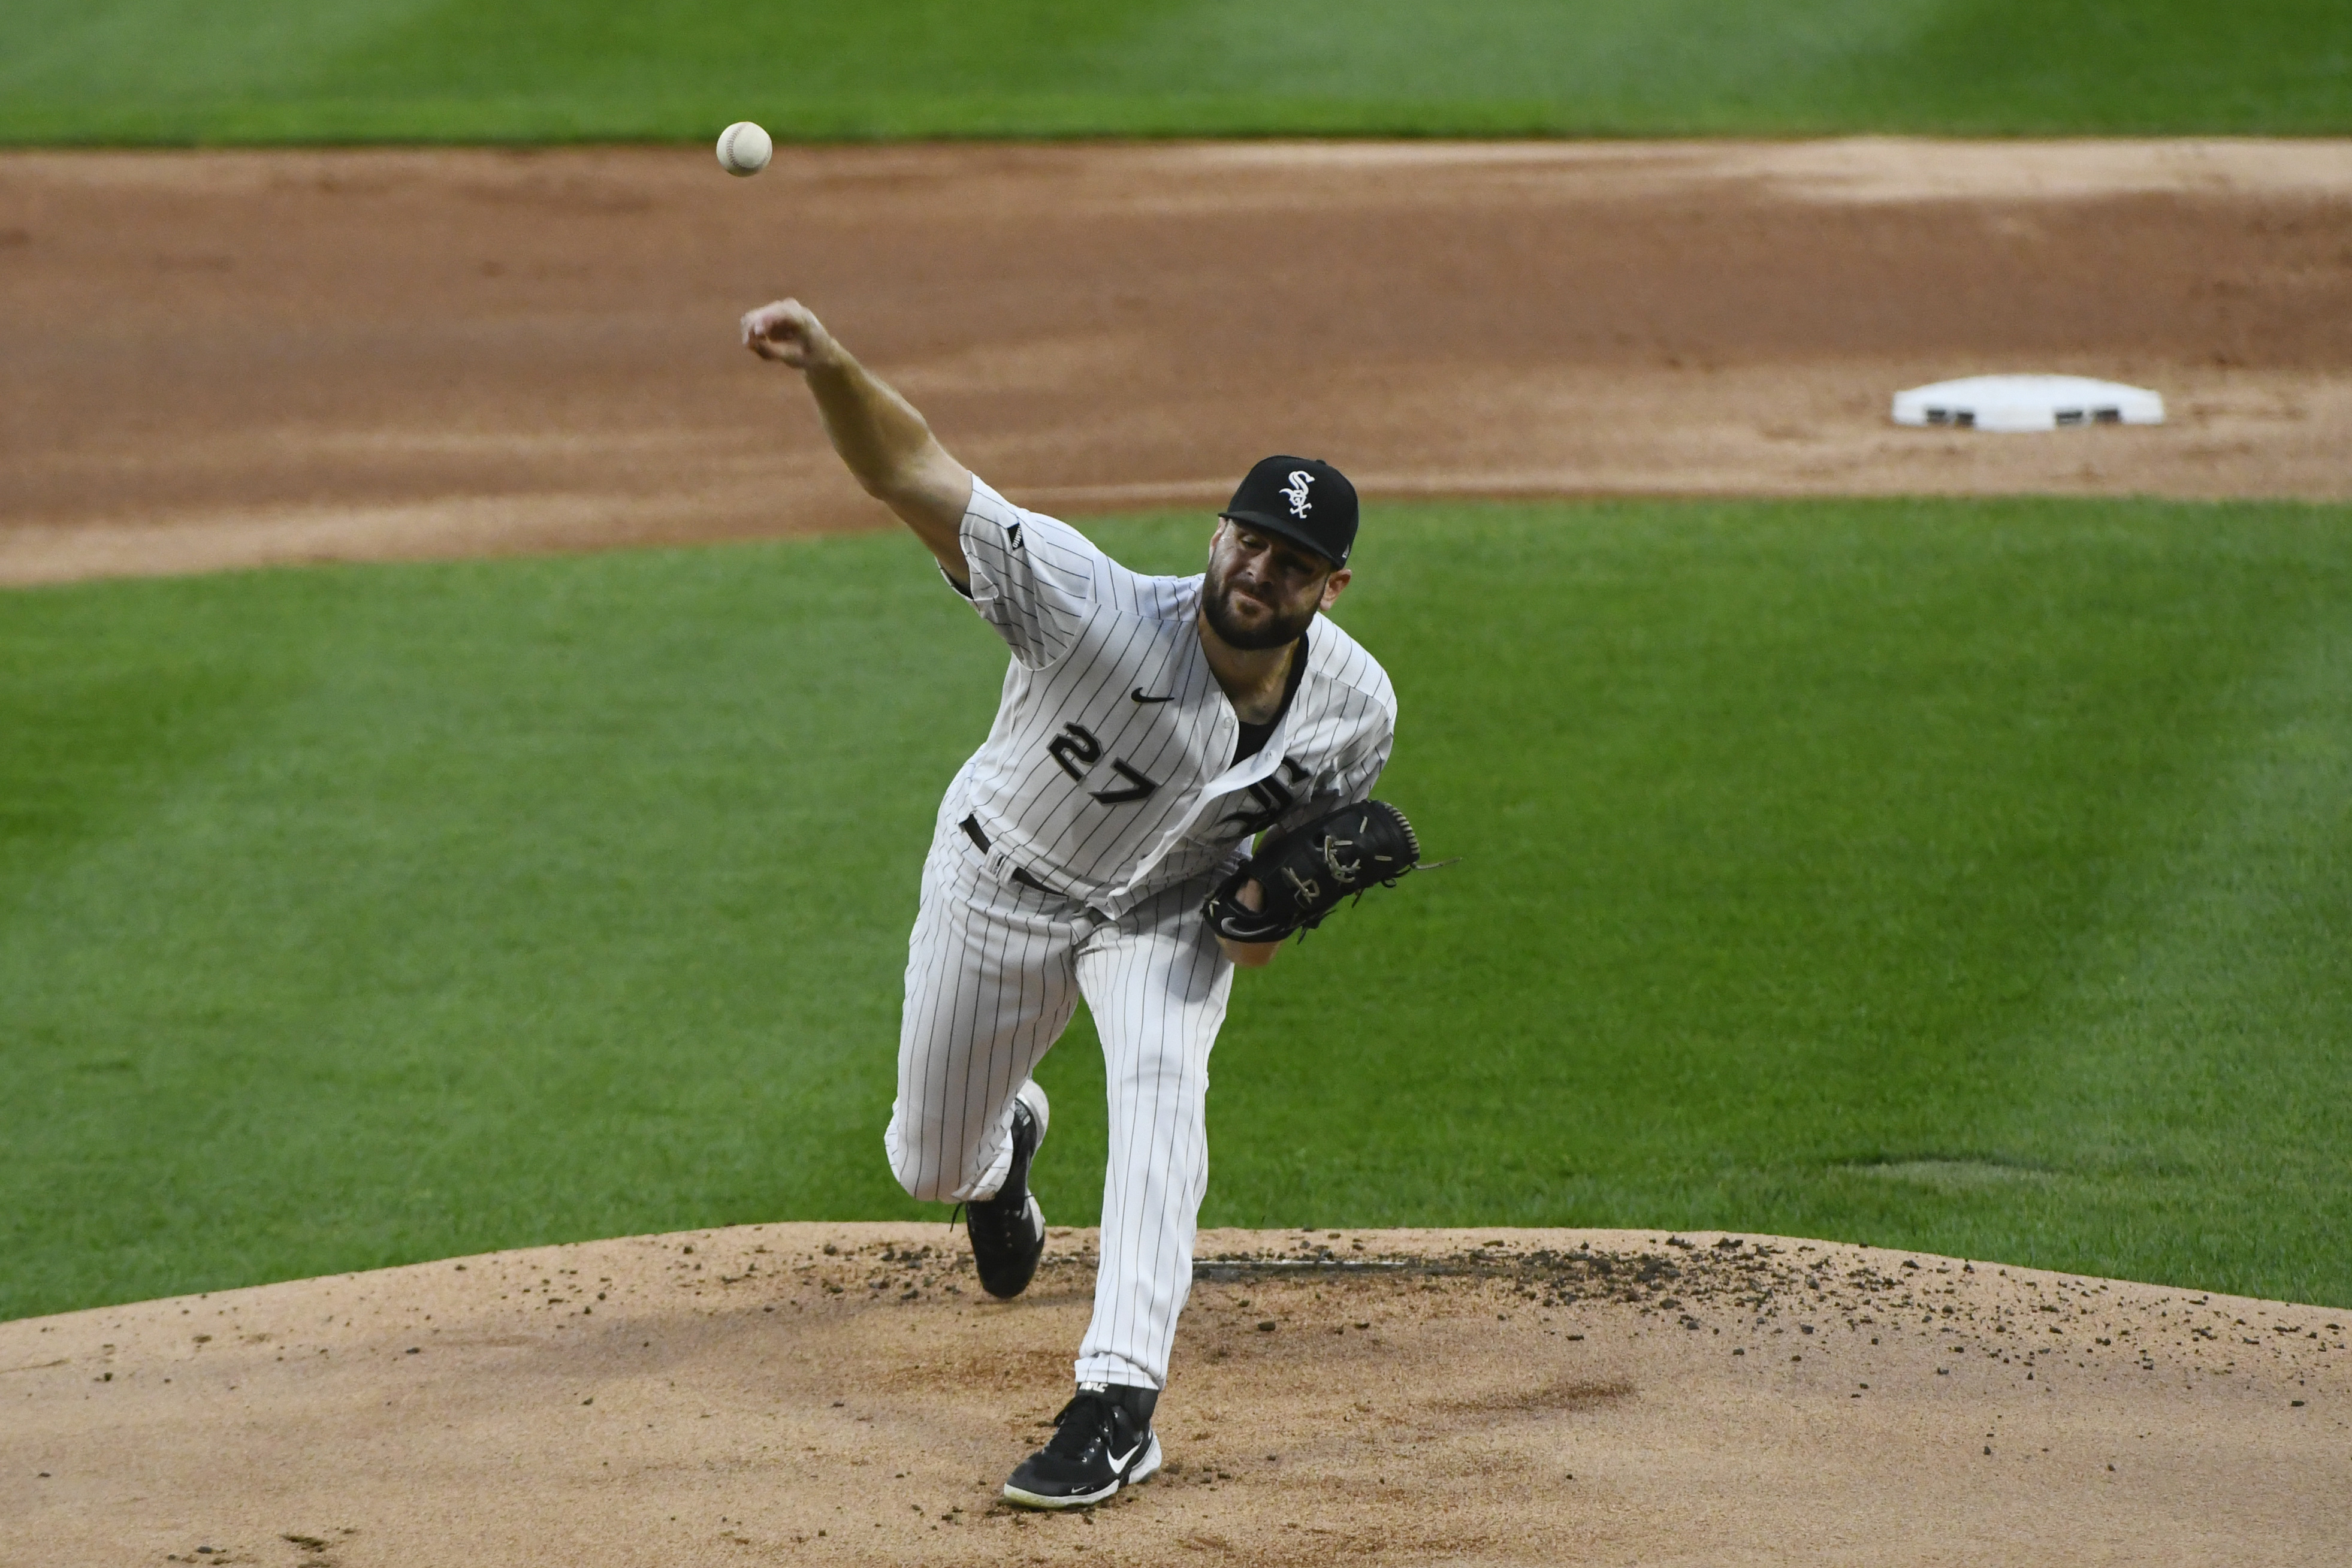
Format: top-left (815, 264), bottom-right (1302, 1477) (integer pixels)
top-left (1201, 522), bottom-right (1338, 650)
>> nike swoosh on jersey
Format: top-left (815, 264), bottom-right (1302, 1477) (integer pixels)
top-left (1131, 688), bottom-right (1176, 703)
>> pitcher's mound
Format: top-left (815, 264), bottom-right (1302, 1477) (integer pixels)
top-left (3, 1225), bottom-right (2342, 1565)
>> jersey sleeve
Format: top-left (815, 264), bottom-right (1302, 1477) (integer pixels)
top-left (956, 478), bottom-right (1103, 669)
top-left (1328, 727), bottom-right (1394, 808)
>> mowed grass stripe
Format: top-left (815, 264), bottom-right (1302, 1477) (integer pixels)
top-left (2, 0), bottom-right (2346, 143)
top-left (2, 497), bottom-right (2347, 1322)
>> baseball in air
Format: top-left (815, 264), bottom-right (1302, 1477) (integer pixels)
top-left (717, 121), bottom-right (772, 177)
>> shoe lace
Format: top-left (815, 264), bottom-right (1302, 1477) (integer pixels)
top-left (1043, 1391), bottom-right (1116, 1460)
top-left (961, 1184), bottom-right (1030, 1244)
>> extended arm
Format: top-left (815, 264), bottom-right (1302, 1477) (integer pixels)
top-left (742, 299), bottom-right (974, 587)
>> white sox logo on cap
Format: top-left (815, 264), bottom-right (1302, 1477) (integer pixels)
top-left (1221, 454), bottom-right (1357, 566)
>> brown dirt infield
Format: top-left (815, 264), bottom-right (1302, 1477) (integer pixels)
top-left (3, 1225), bottom-right (2343, 1566)
top-left (5, 138), bottom-right (2352, 585)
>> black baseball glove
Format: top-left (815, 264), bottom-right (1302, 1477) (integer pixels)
top-left (1203, 799), bottom-right (1429, 945)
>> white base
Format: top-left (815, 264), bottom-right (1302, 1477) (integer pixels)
top-left (1892, 374), bottom-right (2163, 433)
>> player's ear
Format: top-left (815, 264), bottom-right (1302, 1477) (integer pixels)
top-left (1319, 567), bottom-right (1352, 611)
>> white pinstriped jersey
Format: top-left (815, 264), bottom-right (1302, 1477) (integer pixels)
top-left (949, 478), bottom-right (1396, 916)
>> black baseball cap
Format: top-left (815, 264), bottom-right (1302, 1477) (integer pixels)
top-left (1219, 455), bottom-right (1358, 568)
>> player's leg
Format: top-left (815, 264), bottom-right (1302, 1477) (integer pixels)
top-left (885, 811), bottom-right (1080, 1210)
top-left (1001, 882), bottom-right (1228, 1509)
top-left (1073, 881), bottom-right (1233, 1392)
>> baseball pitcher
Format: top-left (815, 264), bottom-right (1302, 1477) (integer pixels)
top-left (743, 298), bottom-right (1415, 1507)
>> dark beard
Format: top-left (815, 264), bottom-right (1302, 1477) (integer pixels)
top-left (1201, 572), bottom-right (1318, 651)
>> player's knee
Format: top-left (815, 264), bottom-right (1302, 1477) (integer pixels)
top-left (895, 1164), bottom-right (959, 1205)
top-left (885, 1128), bottom-right (956, 1204)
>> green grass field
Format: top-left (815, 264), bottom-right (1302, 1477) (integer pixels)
top-left (5, 497), bottom-right (2348, 1323)
top-left (2, 0), bottom-right (2345, 144)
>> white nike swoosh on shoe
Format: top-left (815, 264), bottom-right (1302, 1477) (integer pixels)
top-left (1107, 1441), bottom-right (1142, 1472)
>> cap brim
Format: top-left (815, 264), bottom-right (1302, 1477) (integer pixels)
top-left (1218, 509), bottom-right (1346, 567)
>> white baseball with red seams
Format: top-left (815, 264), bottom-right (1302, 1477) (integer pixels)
top-left (715, 121), bottom-right (771, 177)
top-left (886, 476), bottom-right (1394, 1392)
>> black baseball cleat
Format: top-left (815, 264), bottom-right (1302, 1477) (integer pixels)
top-left (965, 1080), bottom-right (1050, 1300)
top-left (1003, 1382), bottom-right (1162, 1510)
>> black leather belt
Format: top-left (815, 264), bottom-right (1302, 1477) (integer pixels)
top-left (961, 814), bottom-right (1061, 895)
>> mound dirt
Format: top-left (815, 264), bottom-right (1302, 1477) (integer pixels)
top-left (5, 139), bottom-right (2352, 585)
top-left (2, 1225), bottom-right (2342, 1566)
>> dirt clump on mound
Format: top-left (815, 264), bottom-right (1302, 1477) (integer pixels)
top-left (5, 140), bottom-right (2352, 585)
top-left (2, 1225), bottom-right (2342, 1566)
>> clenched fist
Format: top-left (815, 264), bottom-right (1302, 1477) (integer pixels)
top-left (741, 298), bottom-right (838, 370)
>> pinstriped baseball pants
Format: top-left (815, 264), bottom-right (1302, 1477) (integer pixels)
top-left (885, 794), bottom-right (1234, 1392)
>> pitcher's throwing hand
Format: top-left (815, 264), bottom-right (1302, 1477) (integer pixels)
top-left (740, 298), bottom-right (834, 368)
